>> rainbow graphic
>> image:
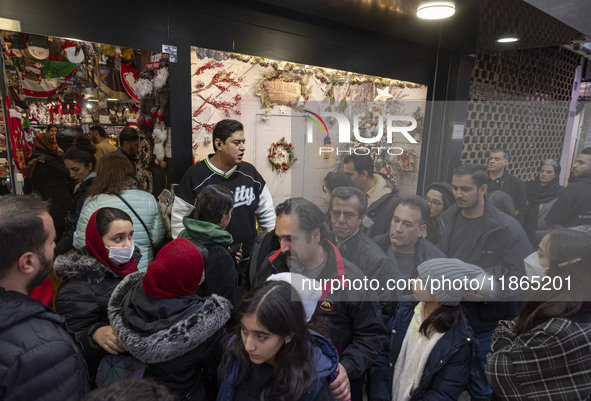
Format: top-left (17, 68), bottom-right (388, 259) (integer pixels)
top-left (303, 110), bottom-right (328, 135)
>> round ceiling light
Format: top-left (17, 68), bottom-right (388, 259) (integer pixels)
top-left (497, 36), bottom-right (519, 43)
top-left (417, 1), bottom-right (456, 19)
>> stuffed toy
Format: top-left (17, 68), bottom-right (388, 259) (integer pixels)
top-left (152, 121), bottom-right (167, 165)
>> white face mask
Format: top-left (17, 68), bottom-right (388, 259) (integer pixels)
top-left (524, 251), bottom-right (548, 278)
top-left (106, 243), bottom-right (134, 265)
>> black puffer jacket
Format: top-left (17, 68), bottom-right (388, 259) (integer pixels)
top-left (0, 288), bottom-right (90, 401)
top-left (109, 272), bottom-right (232, 401)
top-left (54, 252), bottom-right (125, 378)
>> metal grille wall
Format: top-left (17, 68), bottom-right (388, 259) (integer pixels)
top-left (463, 47), bottom-right (580, 180)
top-left (461, 0), bottom-right (582, 181)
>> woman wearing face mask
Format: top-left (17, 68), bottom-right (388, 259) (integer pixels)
top-left (486, 228), bottom-right (591, 401)
top-left (523, 160), bottom-right (563, 246)
top-left (55, 133), bottom-right (96, 256)
top-left (74, 151), bottom-right (165, 270)
top-left (54, 207), bottom-right (137, 381)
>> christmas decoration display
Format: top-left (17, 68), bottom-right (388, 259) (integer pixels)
top-left (339, 101), bottom-right (423, 182)
top-left (192, 58), bottom-right (243, 136)
top-left (268, 137), bottom-right (296, 172)
top-left (256, 70), bottom-right (311, 110)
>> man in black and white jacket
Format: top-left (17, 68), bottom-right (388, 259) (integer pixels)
top-left (171, 119), bottom-right (275, 283)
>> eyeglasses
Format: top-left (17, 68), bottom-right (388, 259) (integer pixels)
top-left (423, 196), bottom-right (443, 207)
top-left (330, 210), bottom-right (359, 219)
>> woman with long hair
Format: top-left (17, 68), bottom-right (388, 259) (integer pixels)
top-left (109, 238), bottom-right (232, 401)
top-left (217, 280), bottom-right (338, 401)
top-left (74, 151), bottom-right (165, 270)
top-left (55, 133), bottom-right (96, 255)
top-left (486, 228), bottom-right (591, 401)
top-left (523, 159), bottom-right (563, 246)
top-left (55, 207), bottom-right (137, 380)
top-left (368, 258), bottom-right (479, 401)
top-left (178, 184), bottom-right (245, 305)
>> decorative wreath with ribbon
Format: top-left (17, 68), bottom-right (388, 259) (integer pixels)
top-left (268, 137), bottom-right (296, 172)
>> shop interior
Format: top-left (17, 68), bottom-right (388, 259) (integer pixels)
top-left (0, 31), bottom-right (172, 196)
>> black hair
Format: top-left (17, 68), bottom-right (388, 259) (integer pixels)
top-left (119, 127), bottom-right (139, 146)
top-left (489, 191), bottom-right (516, 218)
top-left (323, 171), bottom-right (355, 193)
top-left (96, 207), bottom-right (133, 237)
top-left (329, 186), bottom-right (368, 215)
top-left (90, 125), bottom-right (107, 138)
top-left (46, 123), bottom-right (58, 131)
top-left (419, 304), bottom-right (461, 338)
top-left (64, 133), bottom-right (96, 171)
top-left (343, 154), bottom-right (375, 178)
top-left (399, 195), bottom-right (430, 225)
top-left (224, 280), bottom-right (317, 401)
top-left (212, 119), bottom-right (243, 151)
top-left (191, 184), bottom-right (234, 224)
top-left (275, 197), bottom-right (327, 242)
top-left (0, 195), bottom-right (49, 276)
top-left (489, 147), bottom-right (510, 161)
top-left (453, 163), bottom-right (488, 188)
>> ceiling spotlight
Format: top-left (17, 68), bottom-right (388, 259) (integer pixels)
top-left (417, 1), bottom-right (455, 19)
top-left (497, 36), bottom-right (519, 43)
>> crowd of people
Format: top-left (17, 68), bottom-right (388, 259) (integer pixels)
top-left (1, 118), bottom-right (591, 401)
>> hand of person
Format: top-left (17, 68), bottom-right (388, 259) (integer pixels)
top-left (463, 290), bottom-right (486, 302)
top-left (330, 363), bottom-right (351, 401)
top-left (92, 325), bottom-right (125, 355)
top-left (228, 246), bottom-right (243, 265)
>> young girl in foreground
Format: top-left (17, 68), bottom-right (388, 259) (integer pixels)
top-left (217, 280), bottom-right (338, 401)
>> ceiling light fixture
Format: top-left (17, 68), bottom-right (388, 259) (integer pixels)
top-left (496, 36), bottom-right (519, 43)
top-left (417, 1), bottom-right (455, 20)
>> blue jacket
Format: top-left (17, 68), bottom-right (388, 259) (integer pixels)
top-left (368, 302), bottom-right (477, 401)
top-left (217, 331), bottom-right (339, 401)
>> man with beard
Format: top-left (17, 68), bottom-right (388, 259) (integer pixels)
top-left (437, 164), bottom-right (532, 400)
top-left (546, 147), bottom-right (591, 230)
top-left (116, 126), bottom-right (140, 167)
top-left (0, 195), bottom-right (90, 401)
top-left (250, 198), bottom-right (386, 401)
top-left (170, 119), bottom-right (275, 286)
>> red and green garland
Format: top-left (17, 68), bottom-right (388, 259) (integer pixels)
top-left (268, 137), bottom-right (296, 172)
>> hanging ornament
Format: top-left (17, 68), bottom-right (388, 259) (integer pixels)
top-left (268, 137), bottom-right (296, 172)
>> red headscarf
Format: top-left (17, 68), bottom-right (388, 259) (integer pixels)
top-left (142, 238), bottom-right (205, 299)
top-left (85, 208), bottom-right (138, 276)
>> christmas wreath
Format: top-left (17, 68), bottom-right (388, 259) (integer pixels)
top-left (268, 137), bottom-right (296, 172)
